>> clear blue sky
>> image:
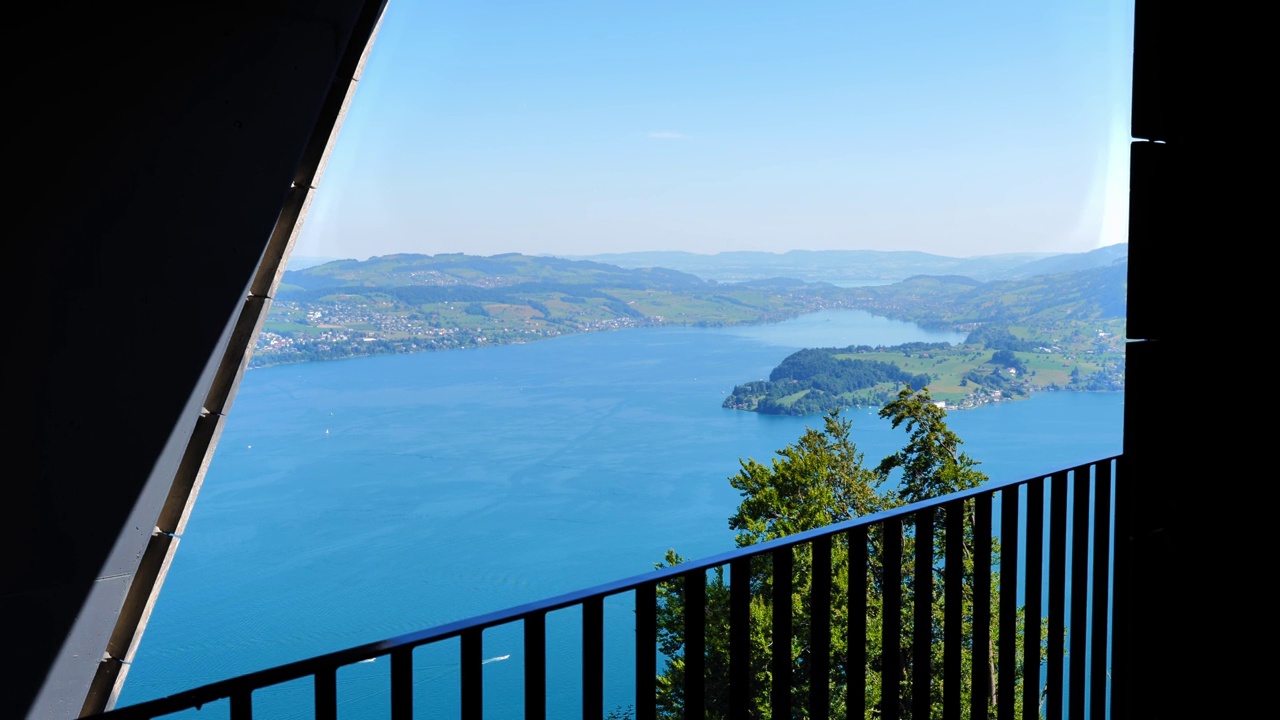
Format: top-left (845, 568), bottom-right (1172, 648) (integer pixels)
top-left (295, 0), bottom-right (1134, 261)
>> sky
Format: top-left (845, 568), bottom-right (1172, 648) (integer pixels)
top-left (294, 0), bottom-right (1134, 261)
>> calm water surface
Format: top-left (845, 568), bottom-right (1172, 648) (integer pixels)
top-left (121, 310), bottom-right (1122, 718)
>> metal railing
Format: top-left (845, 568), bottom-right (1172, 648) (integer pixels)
top-left (94, 455), bottom-right (1123, 720)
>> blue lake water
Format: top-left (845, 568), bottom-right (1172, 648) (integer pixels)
top-left (120, 310), bottom-right (1123, 718)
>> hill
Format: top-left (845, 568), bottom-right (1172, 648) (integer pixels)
top-left (256, 253), bottom-right (843, 367)
top-left (722, 258), bottom-right (1127, 414)
top-left (836, 261), bottom-right (1127, 331)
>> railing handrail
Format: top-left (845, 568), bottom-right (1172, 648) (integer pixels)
top-left (96, 454), bottom-right (1120, 719)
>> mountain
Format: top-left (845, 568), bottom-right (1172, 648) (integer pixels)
top-left (843, 260), bottom-right (1128, 329)
top-left (998, 243), bottom-right (1129, 279)
top-left (561, 247), bottom-right (1123, 285)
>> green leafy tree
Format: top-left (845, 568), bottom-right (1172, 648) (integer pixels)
top-left (648, 387), bottom-right (1040, 719)
top-left (876, 387), bottom-right (986, 502)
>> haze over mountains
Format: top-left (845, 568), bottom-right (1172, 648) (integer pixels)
top-left (561, 243), bottom-right (1128, 285)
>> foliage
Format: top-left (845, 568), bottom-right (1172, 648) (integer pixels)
top-left (987, 349), bottom-right (1027, 377)
top-left (723, 348), bottom-right (933, 416)
top-left (876, 386), bottom-right (986, 502)
top-left (962, 367), bottom-right (1028, 397)
top-left (965, 324), bottom-right (1035, 352)
top-left (649, 388), bottom-right (1039, 719)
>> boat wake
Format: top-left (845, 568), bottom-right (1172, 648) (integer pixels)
top-left (482, 654), bottom-right (511, 665)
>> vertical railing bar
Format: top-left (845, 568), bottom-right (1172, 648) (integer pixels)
top-left (1023, 478), bottom-right (1044, 720)
top-left (391, 646), bottom-right (413, 720)
top-left (635, 583), bottom-right (657, 720)
top-left (944, 500), bottom-right (963, 720)
top-left (525, 613), bottom-right (547, 720)
top-left (913, 508), bottom-right (934, 720)
top-left (1069, 465), bottom-right (1092, 719)
top-left (849, 525), bottom-right (868, 720)
top-left (973, 494), bottom-right (992, 720)
top-left (1089, 461), bottom-right (1113, 720)
top-left (314, 667), bottom-right (337, 720)
top-left (882, 516), bottom-right (902, 720)
top-left (229, 690), bottom-right (252, 720)
top-left (811, 535), bottom-right (832, 720)
top-left (998, 484), bottom-right (1020, 720)
top-left (730, 557), bottom-right (752, 719)
top-left (1110, 456), bottom-right (1129, 719)
top-left (773, 547), bottom-right (794, 720)
top-left (1048, 471), bottom-right (1068, 720)
top-left (684, 569), bottom-right (706, 717)
top-left (583, 597), bottom-right (604, 720)
top-left (461, 629), bottom-right (483, 720)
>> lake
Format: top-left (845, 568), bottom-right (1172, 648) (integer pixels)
top-left (119, 310), bottom-right (1123, 718)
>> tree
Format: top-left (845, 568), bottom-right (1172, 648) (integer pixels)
top-left (876, 387), bottom-right (986, 502)
top-left (648, 387), bottom-right (1036, 719)
top-left (987, 349), bottom-right (1028, 377)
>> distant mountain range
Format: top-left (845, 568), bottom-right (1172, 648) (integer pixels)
top-left (994, 243), bottom-right (1129, 279)
top-left (560, 244), bottom-right (1127, 285)
top-left (276, 248), bottom-right (1126, 332)
top-left (846, 261), bottom-right (1127, 328)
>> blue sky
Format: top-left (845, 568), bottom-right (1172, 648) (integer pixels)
top-left (295, 0), bottom-right (1133, 260)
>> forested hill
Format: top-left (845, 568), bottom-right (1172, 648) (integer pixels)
top-left (723, 345), bottom-right (935, 416)
top-left (724, 324), bottom-right (1125, 416)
